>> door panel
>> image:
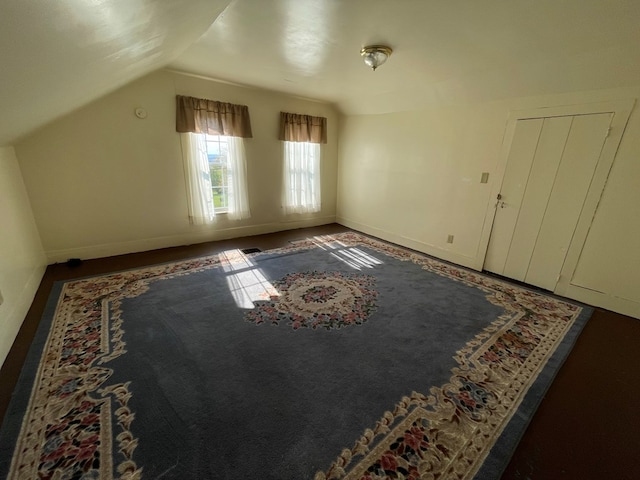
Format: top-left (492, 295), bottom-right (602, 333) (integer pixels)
top-left (524, 113), bottom-right (612, 290)
top-left (502, 116), bottom-right (572, 281)
top-left (483, 118), bottom-right (543, 274)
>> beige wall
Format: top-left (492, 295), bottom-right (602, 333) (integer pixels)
top-left (0, 147), bottom-right (46, 367)
top-left (338, 104), bottom-right (505, 268)
top-left (16, 70), bottom-right (339, 262)
top-left (338, 86), bottom-right (640, 318)
top-left (10, 66), bottom-right (640, 320)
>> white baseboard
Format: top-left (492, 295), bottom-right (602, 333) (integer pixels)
top-left (45, 216), bottom-right (336, 263)
top-left (336, 217), bottom-right (481, 270)
top-left (560, 284), bottom-right (640, 319)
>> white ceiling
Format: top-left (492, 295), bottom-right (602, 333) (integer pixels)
top-left (2, 0), bottom-right (640, 146)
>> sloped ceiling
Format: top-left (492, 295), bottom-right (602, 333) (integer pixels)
top-left (2, 0), bottom-right (640, 146)
top-left (0, 0), bottom-right (232, 146)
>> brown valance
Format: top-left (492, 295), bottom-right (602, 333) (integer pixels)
top-left (176, 95), bottom-right (253, 138)
top-left (279, 112), bottom-right (327, 144)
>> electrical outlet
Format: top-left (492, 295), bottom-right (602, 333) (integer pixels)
top-left (447, 235), bottom-right (454, 244)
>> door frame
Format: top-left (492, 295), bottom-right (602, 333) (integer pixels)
top-left (478, 99), bottom-right (635, 289)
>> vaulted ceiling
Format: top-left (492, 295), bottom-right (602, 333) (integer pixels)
top-left (2, 0), bottom-right (640, 146)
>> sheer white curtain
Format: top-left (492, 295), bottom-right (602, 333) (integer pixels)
top-left (226, 136), bottom-right (251, 220)
top-left (282, 141), bottom-right (321, 214)
top-left (180, 133), bottom-right (251, 224)
top-left (180, 132), bottom-right (215, 224)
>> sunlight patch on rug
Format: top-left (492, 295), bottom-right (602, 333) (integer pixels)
top-left (218, 249), bottom-right (279, 308)
top-left (307, 235), bottom-right (384, 270)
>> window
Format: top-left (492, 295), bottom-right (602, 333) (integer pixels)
top-left (176, 95), bottom-right (252, 224)
top-left (206, 135), bottom-right (230, 212)
top-left (180, 132), bottom-right (251, 223)
top-left (279, 111), bottom-right (326, 214)
top-left (283, 141), bottom-right (321, 214)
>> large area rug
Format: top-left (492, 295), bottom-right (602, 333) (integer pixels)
top-left (0, 232), bottom-right (591, 480)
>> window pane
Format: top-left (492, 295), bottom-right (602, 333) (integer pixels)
top-left (219, 141), bottom-right (229, 157)
top-left (209, 165), bottom-right (221, 185)
top-left (212, 187), bottom-right (226, 208)
top-left (207, 141), bottom-right (220, 157)
top-left (283, 141), bottom-right (321, 214)
top-left (206, 135), bottom-right (230, 211)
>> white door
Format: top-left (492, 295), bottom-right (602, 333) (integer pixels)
top-left (484, 113), bottom-right (612, 291)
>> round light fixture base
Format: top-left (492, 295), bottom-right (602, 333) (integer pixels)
top-left (360, 45), bottom-right (393, 71)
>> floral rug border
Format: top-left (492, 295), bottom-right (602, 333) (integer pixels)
top-left (5, 233), bottom-right (584, 480)
top-left (313, 234), bottom-right (583, 479)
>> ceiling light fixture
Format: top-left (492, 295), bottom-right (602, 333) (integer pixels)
top-left (360, 45), bottom-right (393, 71)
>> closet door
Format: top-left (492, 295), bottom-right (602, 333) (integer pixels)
top-left (484, 113), bottom-right (612, 291)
